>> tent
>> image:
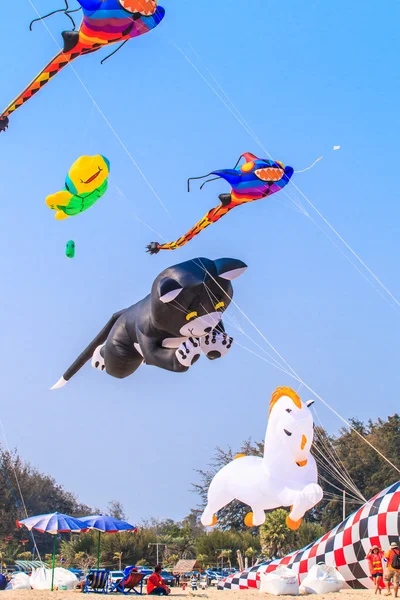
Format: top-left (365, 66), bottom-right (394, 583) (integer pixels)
top-left (173, 560), bottom-right (201, 575)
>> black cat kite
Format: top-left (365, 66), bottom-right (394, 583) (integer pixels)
top-left (51, 257), bottom-right (247, 389)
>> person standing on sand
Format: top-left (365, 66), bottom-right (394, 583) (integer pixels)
top-left (384, 542), bottom-right (400, 598)
top-left (147, 565), bottom-right (171, 596)
top-left (367, 546), bottom-right (384, 594)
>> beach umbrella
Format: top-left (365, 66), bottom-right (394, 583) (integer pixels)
top-left (78, 514), bottom-right (137, 568)
top-left (17, 512), bottom-right (88, 591)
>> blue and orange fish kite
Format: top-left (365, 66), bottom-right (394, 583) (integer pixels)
top-left (0, 0), bottom-right (165, 132)
top-left (147, 152), bottom-right (294, 254)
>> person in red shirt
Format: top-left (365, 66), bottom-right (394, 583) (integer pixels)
top-left (367, 546), bottom-right (384, 594)
top-left (147, 565), bottom-right (171, 596)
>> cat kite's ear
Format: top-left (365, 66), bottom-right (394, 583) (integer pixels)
top-left (215, 258), bottom-right (248, 281)
top-left (158, 277), bottom-right (183, 303)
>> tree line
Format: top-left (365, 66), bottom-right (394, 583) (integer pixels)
top-left (0, 413), bottom-right (398, 569)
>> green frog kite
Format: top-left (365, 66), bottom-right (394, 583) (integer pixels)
top-left (46, 154), bottom-right (110, 220)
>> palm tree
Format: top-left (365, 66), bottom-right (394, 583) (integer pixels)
top-left (172, 536), bottom-right (195, 559)
top-left (260, 509), bottom-right (297, 558)
top-left (245, 547), bottom-right (257, 567)
top-left (113, 551), bottom-right (123, 570)
top-left (196, 554), bottom-right (208, 570)
top-left (218, 549), bottom-right (232, 570)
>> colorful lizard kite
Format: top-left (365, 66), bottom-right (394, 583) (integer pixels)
top-left (146, 153), bottom-right (294, 254)
top-left (0, 0), bottom-right (165, 132)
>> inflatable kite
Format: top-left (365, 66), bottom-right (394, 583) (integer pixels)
top-left (218, 480), bottom-right (400, 591)
top-left (65, 240), bottom-right (75, 258)
top-left (50, 256), bottom-right (247, 389)
top-left (0, 0), bottom-right (165, 132)
top-left (201, 386), bottom-right (323, 530)
top-left (46, 155), bottom-right (110, 220)
top-left (147, 153), bottom-right (294, 254)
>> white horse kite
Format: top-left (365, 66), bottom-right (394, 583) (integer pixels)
top-left (201, 387), bottom-right (323, 530)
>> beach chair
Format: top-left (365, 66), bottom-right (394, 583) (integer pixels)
top-left (83, 569), bottom-right (110, 594)
top-left (109, 571), bottom-right (145, 595)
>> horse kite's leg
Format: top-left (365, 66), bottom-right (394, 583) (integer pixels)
top-left (284, 483), bottom-right (324, 530)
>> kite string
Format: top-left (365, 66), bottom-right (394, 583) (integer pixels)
top-left (23, 3), bottom-right (400, 313)
top-left (180, 42), bottom-right (400, 312)
top-left (294, 156), bottom-right (323, 173)
top-left (24, 1), bottom-right (298, 382)
top-left (290, 179), bottom-right (400, 310)
top-left (112, 183), bottom-right (168, 240)
top-left (22, 4), bottom-right (400, 478)
top-left (0, 420), bottom-right (43, 562)
top-left (26, 0), bottom-right (172, 218)
top-left (173, 43), bottom-right (310, 218)
top-left (195, 258), bottom-right (400, 476)
top-left (300, 195), bottom-right (400, 313)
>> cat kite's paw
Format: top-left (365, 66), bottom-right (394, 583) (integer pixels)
top-left (176, 337), bottom-right (201, 368)
top-left (201, 330), bottom-right (233, 360)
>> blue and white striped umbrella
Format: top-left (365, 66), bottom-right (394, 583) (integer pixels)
top-left (78, 514), bottom-right (137, 533)
top-left (17, 513), bottom-right (88, 591)
top-left (18, 512), bottom-right (88, 535)
top-left (78, 514), bottom-right (137, 568)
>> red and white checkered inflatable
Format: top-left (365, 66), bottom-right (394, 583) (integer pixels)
top-left (218, 481), bottom-right (400, 591)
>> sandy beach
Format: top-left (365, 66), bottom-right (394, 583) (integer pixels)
top-left (2, 588), bottom-right (377, 600)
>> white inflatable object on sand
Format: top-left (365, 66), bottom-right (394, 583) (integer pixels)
top-left (260, 566), bottom-right (299, 595)
top-left (300, 563), bottom-right (345, 594)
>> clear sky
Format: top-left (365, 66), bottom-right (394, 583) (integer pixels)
top-left (0, 0), bottom-right (399, 524)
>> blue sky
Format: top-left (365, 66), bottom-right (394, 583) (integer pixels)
top-left (0, 0), bottom-right (399, 523)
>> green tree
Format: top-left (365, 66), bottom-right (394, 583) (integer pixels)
top-left (195, 553), bottom-right (208, 570)
top-left (195, 529), bottom-right (260, 568)
top-left (219, 549), bottom-right (232, 569)
top-left (107, 501), bottom-right (127, 521)
top-left (260, 509), bottom-right (297, 558)
top-left (16, 551), bottom-right (32, 560)
top-left (164, 553), bottom-right (179, 569)
top-left (245, 546), bottom-right (257, 567)
top-left (0, 446), bottom-right (92, 556)
top-left (74, 552), bottom-right (97, 571)
top-left (296, 521), bottom-right (324, 549)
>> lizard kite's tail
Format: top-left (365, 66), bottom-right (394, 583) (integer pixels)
top-left (146, 194), bottom-right (236, 254)
top-left (0, 39), bottom-right (90, 132)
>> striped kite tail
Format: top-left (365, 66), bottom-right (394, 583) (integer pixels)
top-left (146, 196), bottom-right (234, 254)
top-left (0, 44), bottom-right (84, 132)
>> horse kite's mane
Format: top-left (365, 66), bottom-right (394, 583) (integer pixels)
top-left (269, 386), bottom-right (302, 415)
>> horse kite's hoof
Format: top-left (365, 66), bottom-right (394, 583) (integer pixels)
top-left (286, 515), bottom-right (302, 530)
top-left (146, 242), bottom-right (161, 255)
top-left (0, 117), bottom-right (9, 132)
top-left (244, 512), bottom-right (254, 527)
